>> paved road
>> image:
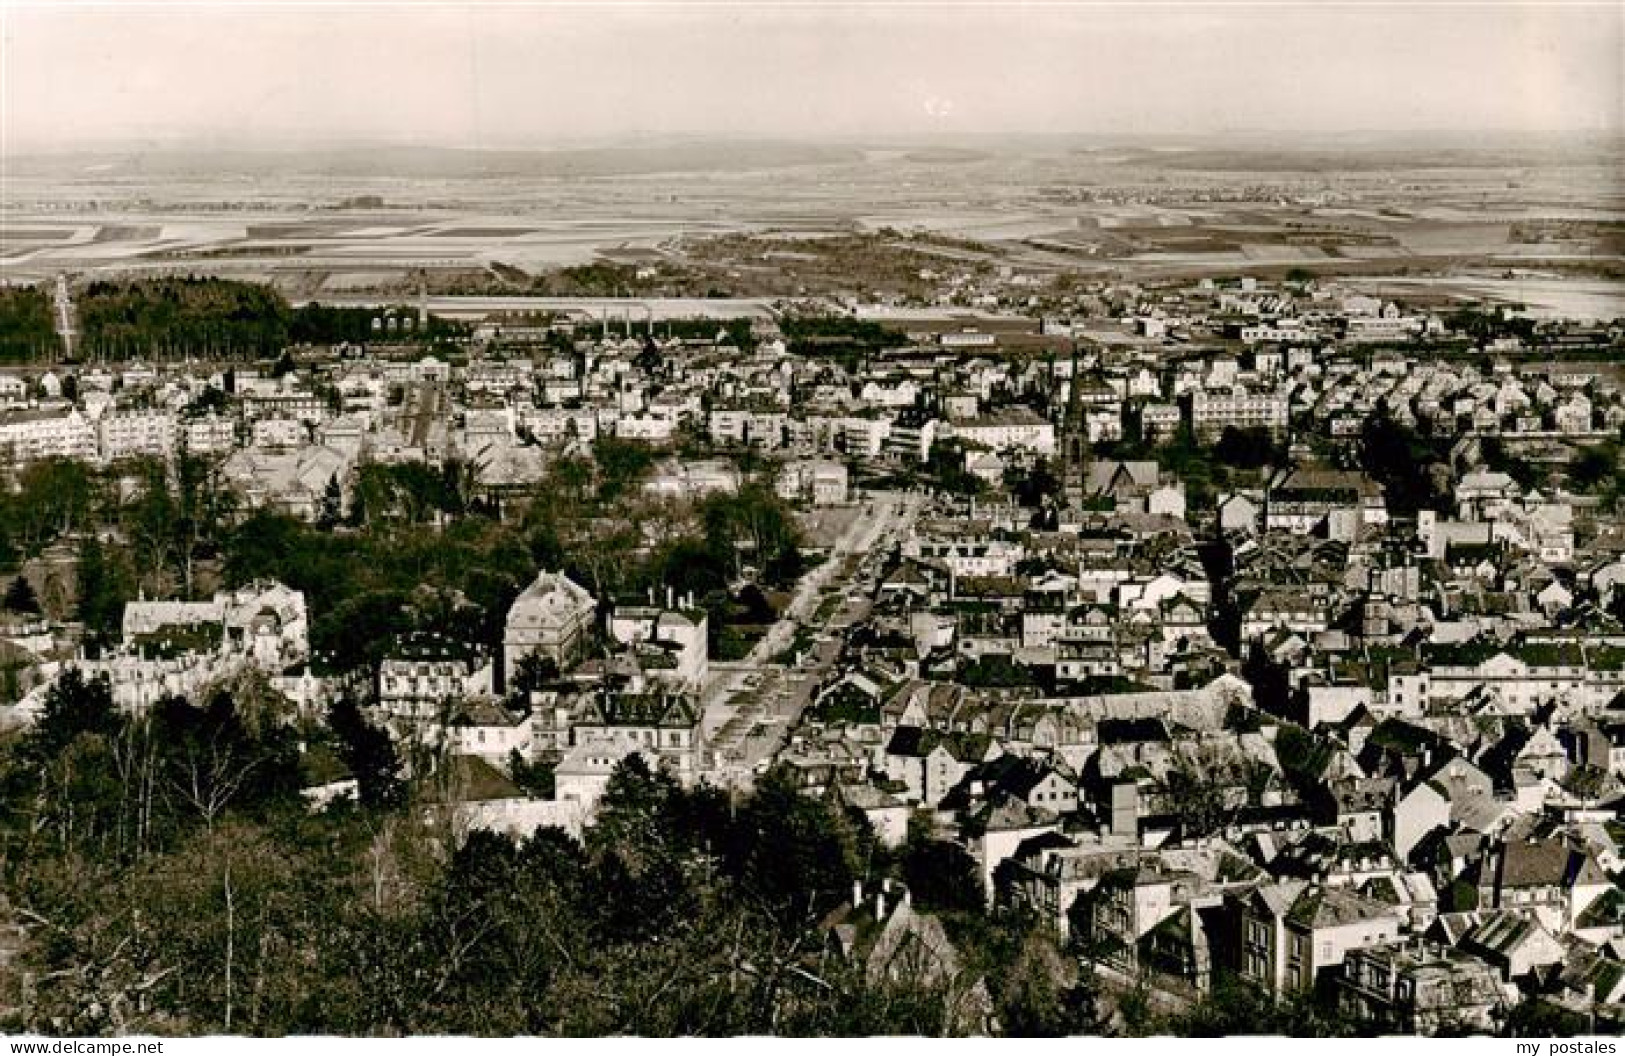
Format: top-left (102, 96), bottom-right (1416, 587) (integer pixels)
top-left (745, 489), bottom-right (917, 664)
top-left (699, 490), bottom-right (923, 786)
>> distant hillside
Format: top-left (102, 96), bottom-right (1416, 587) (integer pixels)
top-left (1104, 139), bottom-right (1624, 173)
top-left (6, 140), bottom-right (866, 180)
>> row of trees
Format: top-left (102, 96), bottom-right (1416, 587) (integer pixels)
top-left (0, 286), bottom-right (60, 362)
top-left (77, 277), bottom-right (293, 359)
top-left (287, 303), bottom-right (463, 347)
top-left (779, 315), bottom-right (909, 366)
top-left (0, 276), bottom-right (465, 361)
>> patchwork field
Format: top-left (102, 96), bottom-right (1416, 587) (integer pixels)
top-left (3, 136), bottom-right (1621, 310)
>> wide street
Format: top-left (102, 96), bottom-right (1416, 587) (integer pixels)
top-left (699, 489), bottom-right (922, 786)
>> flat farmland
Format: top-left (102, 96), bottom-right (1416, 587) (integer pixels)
top-left (2, 137), bottom-right (1619, 307)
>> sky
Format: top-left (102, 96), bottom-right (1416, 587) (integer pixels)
top-left (2, 1), bottom-right (1621, 153)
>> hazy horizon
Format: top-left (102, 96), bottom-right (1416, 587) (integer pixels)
top-left (3, 2), bottom-right (1621, 156)
top-left (7, 128), bottom-right (1625, 160)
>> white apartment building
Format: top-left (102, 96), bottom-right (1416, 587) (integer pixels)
top-left (1345, 315), bottom-right (1422, 343)
top-left (1139, 403), bottom-right (1182, 442)
top-left (948, 408), bottom-right (1056, 456)
top-left (708, 408), bottom-right (788, 448)
top-left (615, 413), bottom-right (676, 443)
top-left (1241, 321), bottom-right (1310, 344)
top-left (1189, 389), bottom-right (1289, 438)
top-left (252, 417), bottom-right (307, 449)
top-left (183, 414), bottom-right (238, 455)
top-left (517, 406), bottom-right (599, 442)
top-left (0, 408), bottom-right (98, 463)
top-left (98, 412), bottom-right (176, 462)
top-left (840, 416), bottom-right (891, 458)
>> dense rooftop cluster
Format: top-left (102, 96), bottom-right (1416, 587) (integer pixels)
top-left (0, 270), bottom-right (1622, 1036)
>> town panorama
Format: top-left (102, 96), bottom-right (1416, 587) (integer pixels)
top-left (2, 8), bottom-right (1625, 1044)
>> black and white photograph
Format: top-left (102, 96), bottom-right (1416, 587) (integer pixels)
top-left (0, 0), bottom-right (1622, 1041)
